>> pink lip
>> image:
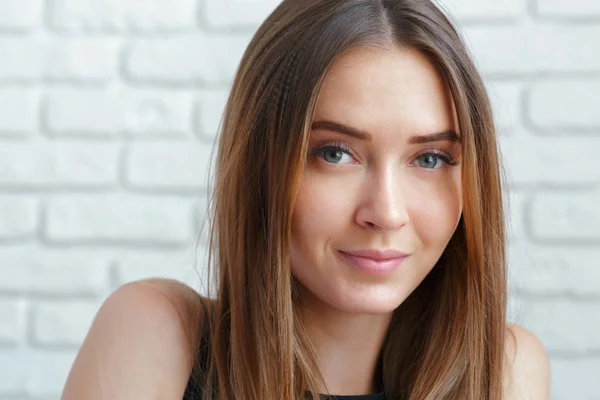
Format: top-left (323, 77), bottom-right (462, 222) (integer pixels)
top-left (340, 248), bottom-right (410, 260)
top-left (338, 250), bottom-right (409, 276)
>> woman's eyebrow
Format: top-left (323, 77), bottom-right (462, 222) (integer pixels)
top-left (311, 119), bottom-right (461, 144)
top-left (311, 120), bottom-right (371, 140)
top-left (408, 130), bottom-right (461, 144)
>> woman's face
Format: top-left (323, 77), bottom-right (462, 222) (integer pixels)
top-left (290, 45), bottom-right (463, 314)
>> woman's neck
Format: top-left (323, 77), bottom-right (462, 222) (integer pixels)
top-left (296, 286), bottom-right (392, 395)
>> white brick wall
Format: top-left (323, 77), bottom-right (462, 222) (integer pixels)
top-left (125, 35), bottom-right (251, 85)
top-left (45, 194), bottom-right (196, 244)
top-left (0, 0), bottom-right (597, 398)
top-left (44, 88), bottom-right (196, 137)
top-left (535, 0), bottom-right (600, 18)
top-left (0, 0), bottom-right (43, 32)
top-left (0, 140), bottom-right (120, 187)
top-left (0, 196), bottom-right (38, 240)
top-left (0, 89), bottom-right (39, 135)
top-left (528, 80), bottom-right (600, 131)
top-left (0, 37), bottom-right (120, 83)
top-left (0, 246), bottom-right (111, 296)
top-left (49, 0), bottom-right (198, 33)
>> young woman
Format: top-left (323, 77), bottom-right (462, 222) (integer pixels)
top-left (61, 0), bottom-right (550, 399)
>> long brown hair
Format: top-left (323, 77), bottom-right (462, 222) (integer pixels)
top-left (192, 1), bottom-right (508, 399)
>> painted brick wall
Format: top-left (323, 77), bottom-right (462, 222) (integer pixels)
top-left (0, 0), bottom-right (597, 398)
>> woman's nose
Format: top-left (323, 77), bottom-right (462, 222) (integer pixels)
top-left (355, 167), bottom-right (410, 232)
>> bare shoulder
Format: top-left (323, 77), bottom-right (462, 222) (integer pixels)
top-left (61, 278), bottom-right (208, 400)
top-left (502, 323), bottom-right (551, 400)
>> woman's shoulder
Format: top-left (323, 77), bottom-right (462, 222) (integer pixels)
top-left (61, 278), bottom-right (209, 400)
top-left (502, 323), bottom-right (551, 400)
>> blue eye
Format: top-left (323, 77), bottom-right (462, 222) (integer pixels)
top-left (415, 152), bottom-right (457, 169)
top-left (417, 154), bottom-right (443, 169)
top-left (308, 144), bottom-right (459, 168)
top-left (309, 143), bottom-right (354, 164)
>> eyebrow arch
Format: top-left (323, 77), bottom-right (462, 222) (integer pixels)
top-left (408, 130), bottom-right (461, 144)
top-left (311, 120), bottom-right (461, 144)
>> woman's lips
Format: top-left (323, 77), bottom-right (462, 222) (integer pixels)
top-left (338, 250), bottom-right (408, 276)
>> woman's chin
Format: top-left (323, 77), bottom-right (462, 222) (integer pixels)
top-left (325, 290), bottom-right (406, 315)
top-left (340, 301), bottom-right (400, 315)
top-left (293, 275), bottom-right (409, 315)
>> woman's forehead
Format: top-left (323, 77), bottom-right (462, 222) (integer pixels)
top-left (313, 45), bottom-right (460, 140)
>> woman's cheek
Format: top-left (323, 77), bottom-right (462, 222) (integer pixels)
top-left (300, 171), bottom-right (357, 223)
top-left (292, 178), bottom-right (334, 243)
top-left (407, 179), bottom-right (462, 246)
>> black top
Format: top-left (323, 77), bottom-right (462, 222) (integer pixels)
top-left (183, 303), bottom-right (386, 400)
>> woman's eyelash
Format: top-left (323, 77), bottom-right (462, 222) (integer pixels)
top-left (417, 149), bottom-right (460, 166)
top-left (309, 142), bottom-right (460, 167)
top-left (308, 142), bottom-right (353, 158)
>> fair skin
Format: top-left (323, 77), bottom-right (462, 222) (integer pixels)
top-left (291, 45), bottom-right (463, 395)
top-left (61, 46), bottom-right (551, 400)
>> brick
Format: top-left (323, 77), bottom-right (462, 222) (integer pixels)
top-left (530, 192), bottom-right (600, 242)
top-left (194, 89), bottom-right (229, 139)
top-left (0, 350), bottom-right (76, 397)
top-left (508, 243), bottom-right (600, 296)
top-left (0, 245), bottom-right (110, 296)
top-left (499, 131), bottom-right (600, 185)
top-left (0, 0), bottom-right (43, 31)
top-left (115, 247), bottom-right (209, 291)
top-left (0, 140), bottom-right (119, 188)
top-left (50, 0), bottom-right (196, 33)
top-left (126, 141), bottom-right (213, 190)
top-left (0, 196), bottom-right (38, 239)
top-left (0, 350), bottom-right (25, 394)
top-left (125, 34), bottom-right (250, 85)
top-left (32, 301), bottom-right (100, 347)
top-left (517, 299), bottom-right (600, 353)
top-left (486, 82), bottom-right (522, 132)
top-left (535, 0), bottom-right (600, 18)
top-left (0, 89), bottom-right (38, 135)
top-left (203, 0), bottom-right (280, 28)
top-left (0, 300), bottom-right (25, 346)
top-left (0, 38), bottom-right (119, 83)
top-left (45, 194), bottom-right (195, 244)
top-left (464, 25), bottom-right (600, 75)
top-left (528, 80), bottom-right (600, 132)
top-left (552, 358), bottom-right (600, 400)
top-left (45, 88), bottom-right (194, 137)
top-left (436, 0), bottom-right (524, 20)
